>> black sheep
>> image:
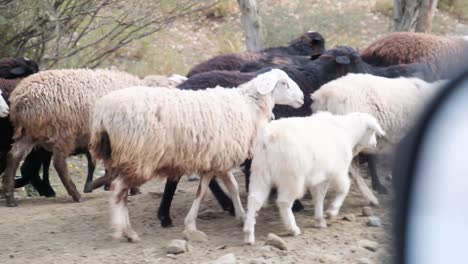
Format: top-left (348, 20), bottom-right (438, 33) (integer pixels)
top-left (0, 57), bottom-right (39, 79)
top-left (186, 31), bottom-right (325, 77)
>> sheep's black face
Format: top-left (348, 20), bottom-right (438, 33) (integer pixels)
top-left (0, 57), bottom-right (39, 79)
top-left (320, 46), bottom-right (365, 74)
top-left (289, 31), bottom-right (326, 56)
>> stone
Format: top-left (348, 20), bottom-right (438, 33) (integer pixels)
top-left (359, 239), bottom-right (379, 252)
top-left (187, 174), bottom-right (200, 181)
top-left (183, 229), bottom-right (208, 242)
top-left (265, 233), bottom-right (288, 250)
top-left (367, 216), bottom-right (382, 227)
top-left (167, 239), bottom-right (189, 254)
top-left (358, 257), bottom-right (373, 264)
top-left (205, 253), bottom-right (237, 264)
top-left (362, 206), bottom-right (374, 217)
top-left (342, 214), bottom-right (356, 222)
top-left (248, 259), bottom-right (266, 264)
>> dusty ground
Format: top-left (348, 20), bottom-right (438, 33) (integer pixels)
top-left (0, 156), bottom-right (394, 264)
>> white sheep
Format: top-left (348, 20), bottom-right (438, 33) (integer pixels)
top-left (89, 69), bottom-right (304, 242)
top-left (142, 74), bottom-right (187, 87)
top-left (311, 73), bottom-right (446, 154)
top-left (243, 112), bottom-right (385, 245)
top-left (0, 90), bottom-right (8, 117)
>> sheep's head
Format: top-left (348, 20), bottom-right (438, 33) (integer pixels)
top-left (0, 90), bottom-right (9, 118)
top-left (289, 31), bottom-right (326, 56)
top-left (315, 46), bottom-right (365, 75)
top-left (253, 69), bottom-right (304, 108)
top-left (0, 57), bottom-right (39, 79)
top-left (351, 112), bottom-right (386, 154)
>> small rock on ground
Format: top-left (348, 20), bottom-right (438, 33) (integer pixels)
top-left (342, 214), bottom-right (356, 222)
top-left (265, 233), bottom-right (288, 250)
top-left (205, 253), bottom-right (237, 264)
top-left (358, 257), bottom-right (373, 264)
top-left (362, 206), bottom-right (374, 216)
top-left (367, 216), bottom-right (382, 227)
top-left (248, 258), bottom-right (267, 264)
top-left (167, 239), bottom-right (190, 254)
top-left (359, 239), bottom-right (379, 252)
top-left (187, 174), bottom-right (200, 181)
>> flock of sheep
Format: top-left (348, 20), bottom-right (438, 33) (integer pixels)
top-left (1, 31), bottom-right (468, 246)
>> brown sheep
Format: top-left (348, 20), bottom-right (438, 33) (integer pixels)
top-left (361, 32), bottom-right (468, 80)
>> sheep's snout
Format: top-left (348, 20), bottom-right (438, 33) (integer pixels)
top-left (0, 99), bottom-right (9, 117)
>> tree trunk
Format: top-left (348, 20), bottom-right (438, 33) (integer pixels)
top-left (237, 0), bottom-right (262, 52)
top-left (393, 0), bottom-right (438, 32)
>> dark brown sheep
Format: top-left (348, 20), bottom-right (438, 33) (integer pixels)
top-left (186, 31), bottom-right (325, 77)
top-left (361, 32), bottom-right (468, 80)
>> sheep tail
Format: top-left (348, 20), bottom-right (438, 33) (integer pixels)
top-left (90, 129), bottom-right (112, 162)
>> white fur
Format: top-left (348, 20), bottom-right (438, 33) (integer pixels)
top-left (91, 69), bottom-right (304, 242)
top-left (463, 36), bottom-right (468, 42)
top-left (0, 90), bottom-right (9, 117)
top-left (311, 73), bottom-right (446, 154)
top-left (243, 112), bottom-right (385, 244)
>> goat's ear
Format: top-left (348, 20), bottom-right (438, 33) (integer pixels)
top-left (335, 56), bottom-right (351, 65)
top-left (9, 66), bottom-right (25, 76)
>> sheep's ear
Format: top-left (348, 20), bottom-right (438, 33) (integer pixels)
top-left (369, 122), bottom-right (386, 137)
top-left (9, 67), bottom-right (25, 76)
top-left (255, 74), bottom-right (279, 95)
top-left (310, 53), bottom-right (321, 60)
top-left (335, 56), bottom-right (351, 65)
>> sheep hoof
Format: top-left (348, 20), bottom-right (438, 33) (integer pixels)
top-left (125, 230), bottom-right (140, 243)
top-left (71, 194), bottom-right (83, 202)
top-left (290, 227), bottom-right (301, 236)
top-left (244, 232), bottom-right (255, 245)
top-left (83, 183), bottom-right (93, 193)
top-left (159, 216), bottom-right (174, 228)
top-left (5, 196), bottom-right (18, 207)
top-left (183, 229), bottom-right (208, 242)
top-left (314, 218), bottom-right (327, 229)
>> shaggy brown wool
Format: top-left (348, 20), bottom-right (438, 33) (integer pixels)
top-left (3, 69), bottom-right (146, 205)
top-left (361, 32), bottom-right (468, 80)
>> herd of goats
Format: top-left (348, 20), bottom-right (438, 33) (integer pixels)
top-left (0, 30), bottom-right (467, 245)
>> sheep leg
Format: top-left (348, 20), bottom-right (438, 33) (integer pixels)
top-left (83, 151), bottom-right (96, 193)
top-left (365, 154), bottom-right (388, 194)
top-left (3, 141), bottom-right (33, 207)
top-left (184, 175), bottom-right (211, 241)
top-left (277, 189), bottom-right (301, 236)
top-left (158, 178), bottom-right (180, 228)
top-left (243, 184), bottom-right (270, 245)
top-left (243, 159), bottom-right (252, 192)
top-left (350, 160), bottom-right (379, 206)
top-left (326, 172), bottom-right (351, 220)
top-left (208, 179), bottom-right (235, 215)
top-left (219, 171), bottom-right (245, 221)
top-left (52, 151), bottom-right (82, 202)
top-left (110, 176), bottom-right (139, 242)
top-left (88, 174), bottom-right (109, 191)
top-left (311, 180), bottom-right (329, 228)
top-left (19, 149), bottom-right (56, 197)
